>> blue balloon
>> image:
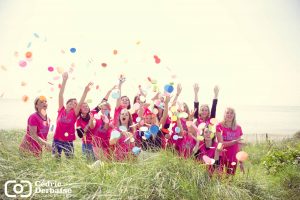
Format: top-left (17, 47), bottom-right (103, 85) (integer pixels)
top-left (164, 84), bottom-right (174, 93)
top-left (149, 125), bottom-right (159, 135)
top-left (144, 131), bottom-right (152, 139)
top-left (70, 48), bottom-right (76, 53)
top-left (132, 146), bottom-right (141, 155)
top-left (175, 127), bottom-right (181, 133)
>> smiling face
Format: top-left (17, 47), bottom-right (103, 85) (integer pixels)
top-left (203, 128), bottom-right (212, 140)
top-left (119, 108), bottom-right (130, 126)
top-left (224, 108), bottom-right (235, 123)
top-left (66, 98), bottom-right (77, 111)
top-left (120, 96), bottom-right (130, 109)
top-left (134, 95), bottom-right (140, 104)
top-left (80, 102), bottom-right (90, 115)
top-left (35, 96), bottom-right (48, 112)
top-left (199, 105), bottom-right (209, 119)
top-left (144, 114), bottom-right (154, 124)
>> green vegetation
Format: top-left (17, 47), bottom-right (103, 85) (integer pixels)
top-left (0, 129), bottom-right (299, 200)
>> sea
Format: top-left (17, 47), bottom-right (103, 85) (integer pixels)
top-left (0, 99), bottom-right (299, 143)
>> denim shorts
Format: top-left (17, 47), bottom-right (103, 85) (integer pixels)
top-left (52, 139), bottom-right (74, 159)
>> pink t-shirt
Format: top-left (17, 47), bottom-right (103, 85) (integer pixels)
top-left (113, 105), bottom-right (124, 127)
top-left (76, 118), bottom-right (93, 144)
top-left (197, 141), bottom-right (218, 160)
top-left (178, 133), bottom-right (196, 158)
top-left (90, 119), bottom-right (112, 149)
top-left (216, 123), bottom-right (243, 162)
top-left (196, 117), bottom-right (211, 126)
top-left (19, 112), bottom-right (50, 156)
top-left (168, 118), bottom-right (187, 149)
top-left (54, 107), bottom-right (77, 141)
top-left (132, 112), bottom-right (138, 124)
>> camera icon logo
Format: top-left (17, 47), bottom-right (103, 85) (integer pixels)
top-left (4, 180), bottom-right (32, 198)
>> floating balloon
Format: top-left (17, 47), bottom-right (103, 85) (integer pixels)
top-left (111, 130), bottom-right (121, 139)
top-left (21, 81), bottom-right (27, 86)
top-left (140, 96), bottom-right (146, 102)
top-left (111, 91), bottom-right (120, 99)
top-left (198, 122), bottom-right (206, 130)
top-left (164, 85), bottom-right (174, 93)
top-left (56, 67), bottom-right (64, 74)
top-left (144, 131), bottom-right (151, 139)
top-left (197, 135), bottom-right (204, 141)
top-left (113, 49), bottom-right (118, 55)
top-left (132, 146), bottom-right (141, 155)
top-left (140, 126), bottom-right (148, 132)
top-left (70, 48), bottom-right (76, 53)
top-left (48, 66), bottom-right (54, 72)
top-left (175, 127), bottom-right (181, 133)
top-left (22, 95), bottom-right (29, 102)
top-left (173, 135), bottom-right (179, 140)
top-left (149, 125), bottom-right (159, 135)
top-left (64, 132), bottom-right (69, 137)
top-left (210, 118), bottom-right (218, 125)
top-left (25, 51), bottom-right (32, 58)
top-left (231, 162), bottom-right (237, 166)
top-left (19, 60), bottom-right (27, 67)
top-left (203, 155), bottom-right (215, 165)
top-left (170, 106), bottom-right (177, 113)
top-left (133, 117), bottom-right (140, 123)
top-left (178, 112), bottom-right (188, 119)
top-left (119, 125), bottom-right (127, 132)
top-left (171, 115), bottom-right (177, 122)
top-left (101, 63), bottom-right (107, 68)
top-left (152, 108), bottom-right (158, 115)
top-left (236, 151), bottom-right (249, 162)
top-left (133, 103), bottom-right (140, 110)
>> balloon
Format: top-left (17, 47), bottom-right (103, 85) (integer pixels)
top-left (236, 151), bottom-right (249, 162)
top-left (101, 63), bottom-right (107, 68)
top-left (111, 91), bottom-right (120, 99)
top-left (70, 48), bottom-right (76, 53)
top-left (197, 135), bottom-right (204, 141)
top-left (111, 130), bottom-right (121, 139)
top-left (144, 131), bottom-right (151, 139)
top-left (178, 112), bottom-right (188, 119)
top-left (133, 103), bottom-right (140, 110)
top-left (173, 135), bottom-right (179, 140)
top-left (132, 147), bottom-right (141, 155)
top-left (171, 115), bottom-right (177, 122)
top-left (113, 49), bottom-right (118, 55)
top-left (48, 66), bottom-right (54, 72)
top-left (19, 60), bottom-right (27, 67)
top-left (64, 132), bottom-right (69, 137)
top-left (139, 126), bottom-right (148, 132)
top-left (119, 126), bottom-right (127, 132)
top-left (152, 108), bottom-right (158, 115)
top-left (210, 118), bottom-right (218, 125)
top-left (136, 117), bottom-right (141, 123)
top-left (171, 106), bottom-right (177, 113)
top-left (25, 51), bottom-right (32, 58)
top-left (175, 127), bottom-right (181, 133)
top-left (164, 85), bottom-right (174, 93)
top-left (22, 95), bottom-right (29, 102)
top-left (198, 122), bottom-right (206, 130)
top-left (203, 155), bottom-right (215, 165)
top-left (149, 125), bottom-right (159, 135)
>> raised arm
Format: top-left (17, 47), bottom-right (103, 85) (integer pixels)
top-left (159, 95), bottom-right (170, 127)
top-left (75, 82), bottom-right (93, 116)
top-left (172, 84), bottom-right (182, 106)
top-left (116, 75), bottom-right (125, 108)
top-left (103, 85), bottom-right (117, 102)
top-left (210, 85), bottom-right (219, 118)
top-left (138, 85), bottom-right (146, 97)
top-left (59, 72), bottom-right (68, 110)
top-left (193, 83), bottom-right (199, 119)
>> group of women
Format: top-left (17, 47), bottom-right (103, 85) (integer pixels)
top-left (19, 72), bottom-right (244, 175)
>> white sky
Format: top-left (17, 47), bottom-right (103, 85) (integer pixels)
top-left (0, 0), bottom-right (300, 110)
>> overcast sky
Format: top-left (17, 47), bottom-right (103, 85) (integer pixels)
top-left (1, 0), bottom-right (300, 109)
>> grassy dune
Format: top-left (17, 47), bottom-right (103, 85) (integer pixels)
top-left (0, 129), bottom-right (299, 200)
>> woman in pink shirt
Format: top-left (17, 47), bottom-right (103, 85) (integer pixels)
top-left (113, 75), bottom-right (131, 126)
top-left (19, 96), bottom-right (52, 157)
top-left (52, 72), bottom-right (92, 159)
top-left (193, 84), bottom-right (219, 126)
top-left (216, 107), bottom-right (243, 175)
top-left (110, 108), bottom-right (136, 161)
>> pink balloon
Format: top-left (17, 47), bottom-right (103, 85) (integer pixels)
top-left (202, 155), bottom-right (215, 165)
top-left (236, 151), bottom-right (249, 162)
top-left (48, 66), bottom-right (54, 72)
top-left (19, 60), bottom-right (27, 67)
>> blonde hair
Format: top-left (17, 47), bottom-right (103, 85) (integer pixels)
top-left (222, 107), bottom-right (237, 130)
top-left (199, 104), bottom-right (210, 121)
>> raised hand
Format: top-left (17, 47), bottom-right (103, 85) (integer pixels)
top-left (214, 85), bottom-right (219, 99)
top-left (85, 82), bottom-right (94, 92)
top-left (193, 83), bottom-right (199, 94)
top-left (176, 84), bottom-right (182, 96)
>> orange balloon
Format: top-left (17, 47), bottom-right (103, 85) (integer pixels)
top-left (236, 151), bottom-right (249, 162)
top-left (22, 95), bottom-right (29, 102)
top-left (25, 51), bottom-right (32, 58)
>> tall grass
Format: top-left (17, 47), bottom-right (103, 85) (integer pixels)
top-left (0, 129), bottom-right (298, 200)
